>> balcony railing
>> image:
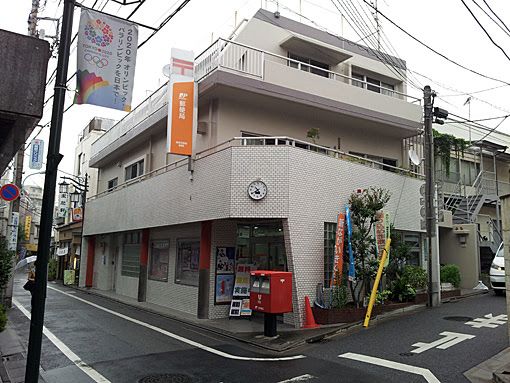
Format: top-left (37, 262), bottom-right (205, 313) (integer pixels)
top-left (195, 38), bottom-right (422, 103)
top-left (89, 135), bottom-right (423, 202)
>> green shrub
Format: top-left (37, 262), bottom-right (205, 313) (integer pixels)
top-left (401, 266), bottom-right (427, 290)
top-left (375, 289), bottom-right (392, 304)
top-left (441, 264), bottom-right (461, 288)
top-left (0, 237), bottom-right (14, 291)
top-left (48, 258), bottom-right (57, 281)
top-left (391, 266), bottom-right (427, 302)
top-left (0, 304), bottom-right (6, 332)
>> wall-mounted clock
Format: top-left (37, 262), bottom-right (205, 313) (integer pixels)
top-left (248, 180), bottom-right (267, 200)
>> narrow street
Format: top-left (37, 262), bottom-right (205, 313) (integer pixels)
top-left (10, 278), bottom-right (507, 383)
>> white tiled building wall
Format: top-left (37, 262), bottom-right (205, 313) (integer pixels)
top-left (84, 145), bottom-right (422, 326)
top-left (146, 223), bottom-right (200, 316)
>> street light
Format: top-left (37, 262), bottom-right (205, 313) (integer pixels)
top-left (59, 180), bottom-right (69, 193)
top-left (70, 190), bottom-right (81, 204)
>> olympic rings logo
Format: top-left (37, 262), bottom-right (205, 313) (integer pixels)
top-left (84, 53), bottom-right (109, 68)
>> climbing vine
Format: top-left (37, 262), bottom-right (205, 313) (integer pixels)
top-left (433, 129), bottom-right (468, 175)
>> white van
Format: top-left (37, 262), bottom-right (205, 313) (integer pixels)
top-left (490, 243), bottom-right (505, 295)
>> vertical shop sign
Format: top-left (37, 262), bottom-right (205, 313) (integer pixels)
top-left (24, 216), bottom-right (32, 240)
top-left (167, 48), bottom-right (197, 156)
top-left (29, 139), bottom-right (44, 170)
top-left (346, 205), bottom-right (355, 281)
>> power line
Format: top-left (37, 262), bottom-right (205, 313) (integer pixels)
top-left (361, 0), bottom-right (510, 86)
top-left (475, 116), bottom-right (508, 143)
top-left (440, 83), bottom-right (508, 97)
top-left (482, 0), bottom-right (510, 34)
top-left (460, 0), bottom-right (510, 62)
top-left (138, 0), bottom-right (192, 49)
top-left (470, 0), bottom-right (510, 38)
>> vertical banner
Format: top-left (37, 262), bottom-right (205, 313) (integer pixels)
top-left (8, 212), bottom-right (19, 251)
top-left (345, 205), bottom-right (355, 281)
top-left (58, 192), bottom-right (68, 218)
top-left (24, 216), bottom-right (32, 240)
top-left (384, 212), bottom-right (391, 267)
top-left (29, 139), bottom-right (44, 170)
top-left (75, 9), bottom-right (138, 111)
top-left (331, 213), bottom-right (345, 287)
top-left (167, 48), bottom-right (197, 156)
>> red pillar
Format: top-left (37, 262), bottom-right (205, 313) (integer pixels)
top-left (85, 236), bottom-right (95, 288)
top-left (138, 229), bottom-right (150, 302)
top-left (198, 221), bottom-right (212, 319)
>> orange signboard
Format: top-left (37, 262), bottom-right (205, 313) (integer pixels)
top-left (169, 81), bottom-right (194, 156)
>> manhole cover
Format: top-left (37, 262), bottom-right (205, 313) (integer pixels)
top-left (399, 352), bottom-right (414, 357)
top-left (443, 316), bottom-right (473, 322)
top-left (138, 374), bottom-right (192, 383)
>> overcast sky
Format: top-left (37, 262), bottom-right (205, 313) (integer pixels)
top-left (2, 0), bottom-right (510, 188)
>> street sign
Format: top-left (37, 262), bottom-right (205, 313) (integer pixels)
top-left (0, 183), bottom-right (20, 202)
top-left (29, 139), bottom-right (44, 169)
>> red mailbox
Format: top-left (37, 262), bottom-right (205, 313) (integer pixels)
top-left (250, 271), bottom-right (292, 314)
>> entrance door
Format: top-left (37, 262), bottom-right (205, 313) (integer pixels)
top-left (251, 239), bottom-right (286, 271)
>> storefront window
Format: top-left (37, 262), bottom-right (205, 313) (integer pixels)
top-left (235, 223), bottom-right (286, 271)
top-left (324, 222), bottom-right (336, 286)
top-left (149, 240), bottom-right (170, 282)
top-left (122, 231), bottom-right (140, 277)
top-left (175, 239), bottom-right (200, 286)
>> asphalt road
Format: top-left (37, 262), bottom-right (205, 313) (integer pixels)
top-left (10, 279), bottom-right (508, 383)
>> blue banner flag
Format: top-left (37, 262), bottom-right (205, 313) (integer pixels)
top-left (346, 205), bottom-right (355, 281)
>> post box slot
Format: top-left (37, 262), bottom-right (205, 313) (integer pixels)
top-left (260, 277), bottom-right (270, 294)
top-left (251, 277), bottom-right (260, 293)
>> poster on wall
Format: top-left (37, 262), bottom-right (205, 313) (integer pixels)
top-left (240, 299), bottom-right (252, 316)
top-left (233, 264), bottom-right (254, 297)
top-left (229, 299), bottom-right (242, 316)
top-left (216, 247), bottom-right (235, 274)
top-left (215, 274), bottom-right (234, 304)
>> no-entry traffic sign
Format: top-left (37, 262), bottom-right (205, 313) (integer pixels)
top-left (0, 184), bottom-right (20, 202)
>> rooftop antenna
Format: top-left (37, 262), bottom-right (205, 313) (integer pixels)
top-left (464, 96), bottom-right (473, 144)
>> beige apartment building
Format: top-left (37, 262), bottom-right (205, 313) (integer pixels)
top-left (79, 9), bottom-right (434, 327)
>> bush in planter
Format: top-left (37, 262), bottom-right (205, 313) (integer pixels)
top-left (0, 304), bottom-right (6, 332)
top-left (391, 265), bottom-right (427, 302)
top-left (441, 264), bottom-right (461, 288)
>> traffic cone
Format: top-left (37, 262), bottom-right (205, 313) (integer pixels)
top-left (303, 296), bottom-right (320, 329)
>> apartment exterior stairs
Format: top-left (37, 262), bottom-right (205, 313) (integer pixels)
top-left (451, 194), bottom-right (486, 224)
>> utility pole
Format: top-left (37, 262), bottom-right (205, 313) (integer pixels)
top-left (424, 85), bottom-right (441, 307)
top-left (24, 0), bottom-right (75, 381)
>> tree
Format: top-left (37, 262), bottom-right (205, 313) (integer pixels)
top-left (347, 187), bottom-right (391, 307)
top-left (0, 237), bottom-right (14, 304)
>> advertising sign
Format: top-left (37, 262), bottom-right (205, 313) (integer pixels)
top-left (25, 244), bottom-right (38, 252)
top-left (232, 264), bottom-right (254, 297)
top-left (215, 274), bottom-right (234, 304)
top-left (56, 247), bottom-right (69, 257)
top-left (346, 205), bottom-right (355, 282)
top-left (72, 207), bottom-right (83, 222)
top-left (167, 48), bottom-right (196, 156)
top-left (24, 216), bottom-right (32, 240)
top-left (75, 9), bottom-right (138, 111)
top-left (29, 139), bottom-right (44, 169)
top-left (216, 247), bottom-right (235, 274)
top-left (64, 269), bottom-right (75, 285)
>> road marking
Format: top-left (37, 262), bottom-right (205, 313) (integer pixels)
top-left (339, 352), bottom-right (440, 383)
top-left (13, 298), bottom-right (111, 383)
top-left (465, 314), bottom-right (507, 328)
top-left (411, 331), bottom-right (475, 354)
top-left (47, 286), bottom-right (305, 362)
top-left (277, 374), bottom-right (315, 382)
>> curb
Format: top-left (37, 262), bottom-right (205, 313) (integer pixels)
top-left (59, 283), bottom-right (488, 353)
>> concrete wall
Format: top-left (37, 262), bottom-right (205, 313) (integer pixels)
top-left (439, 224), bottom-right (480, 289)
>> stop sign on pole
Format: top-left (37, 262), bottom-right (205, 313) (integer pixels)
top-left (0, 183), bottom-right (20, 202)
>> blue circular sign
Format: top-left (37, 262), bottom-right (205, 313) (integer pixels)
top-left (0, 184), bottom-right (20, 202)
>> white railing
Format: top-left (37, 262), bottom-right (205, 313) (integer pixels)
top-left (91, 83), bottom-right (168, 158)
top-left (88, 135), bottom-right (423, 202)
top-left (195, 38), bottom-right (422, 103)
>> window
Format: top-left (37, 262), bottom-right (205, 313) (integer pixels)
top-left (402, 232), bottom-right (422, 266)
top-left (149, 240), bottom-right (170, 282)
top-left (352, 72), bottom-right (395, 96)
top-left (125, 159), bottom-right (144, 181)
top-left (121, 231), bottom-right (141, 277)
top-left (324, 222), bottom-right (337, 286)
top-left (349, 151), bottom-right (398, 171)
top-left (288, 53), bottom-right (329, 78)
top-left (107, 177), bottom-right (118, 191)
top-left (175, 239), bottom-right (200, 286)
